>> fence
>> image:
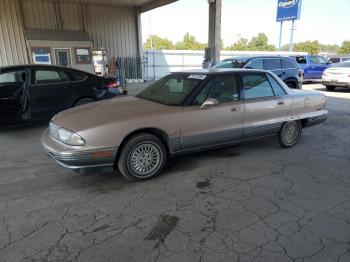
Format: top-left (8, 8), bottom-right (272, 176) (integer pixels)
top-left (142, 50), bottom-right (307, 81)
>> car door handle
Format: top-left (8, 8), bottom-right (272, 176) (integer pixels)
top-left (277, 100), bottom-right (284, 105)
top-left (231, 106), bottom-right (240, 112)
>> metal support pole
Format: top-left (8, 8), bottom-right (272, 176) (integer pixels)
top-left (289, 20), bottom-right (295, 52)
top-left (208, 0), bottom-right (222, 66)
top-left (278, 21), bottom-right (283, 51)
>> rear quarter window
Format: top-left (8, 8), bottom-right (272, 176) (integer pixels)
top-left (263, 59), bottom-right (282, 70)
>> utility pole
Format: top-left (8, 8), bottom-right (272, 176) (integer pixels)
top-left (289, 20), bottom-right (296, 52)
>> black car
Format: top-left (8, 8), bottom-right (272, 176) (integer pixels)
top-left (0, 65), bottom-right (126, 124)
top-left (213, 56), bottom-right (303, 89)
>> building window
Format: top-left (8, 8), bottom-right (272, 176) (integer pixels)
top-left (74, 47), bottom-right (92, 64)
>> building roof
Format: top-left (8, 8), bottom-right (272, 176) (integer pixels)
top-left (25, 29), bottom-right (92, 42)
top-left (55, 0), bottom-right (178, 12)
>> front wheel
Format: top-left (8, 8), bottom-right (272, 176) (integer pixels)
top-left (326, 85), bottom-right (336, 91)
top-left (278, 121), bottom-right (302, 148)
top-left (117, 133), bottom-right (167, 181)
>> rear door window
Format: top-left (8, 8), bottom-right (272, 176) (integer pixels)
top-left (34, 70), bottom-right (71, 84)
top-left (71, 71), bottom-right (88, 81)
top-left (242, 73), bottom-right (274, 99)
top-left (282, 59), bottom-right (297, 69)
top-left (263, 59), bottom-right (282, 70)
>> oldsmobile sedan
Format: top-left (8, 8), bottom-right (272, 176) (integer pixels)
top-left (41, 69), bottom-right (328, 181)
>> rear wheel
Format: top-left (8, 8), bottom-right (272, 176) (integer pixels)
top-left (278, 121), bottom-right (302, 148)
top-left (117, 133), bottom-right (167, 181)
top-left (75, 98), bottom-right (95, 106)
top-left (326, 85), bottom-right (336, 91)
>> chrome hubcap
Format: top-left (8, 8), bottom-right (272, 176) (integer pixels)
top-left (130, 143), bottom-right (161, 176)
top-left (282, 121), bottom-right (299, 145)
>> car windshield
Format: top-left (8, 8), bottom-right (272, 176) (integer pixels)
top-left (213, 59), bottom-right (247, 69)
top-left (137, 74), bottom-right (204, 106)
top-left (333, 62), bottom-right (350, 68)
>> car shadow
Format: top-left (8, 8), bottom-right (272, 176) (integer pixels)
top-left (0, 120), bottom-right (49, 133)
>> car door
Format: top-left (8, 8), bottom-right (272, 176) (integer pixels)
top-left (307, 56), bottom-right (320, 79)
top-left (180, 74), bottom-right (244, 151)
top-left (0, 69), bottom-right (28, 121)
top-left (241, 72), bottom-right (293, 140)
top-left (28, 68), bottom-right (73, 118)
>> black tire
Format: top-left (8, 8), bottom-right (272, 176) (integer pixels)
top-left (117, 133), bottom-right (167, 181)
top-left (75, 98), bottom-right (95, 106)
top-left (326, 85), bottom-right (336, 91)
top-left (286, 82), bottom-right (296, 89)
top-left (278, 121), bottom-right (302, 148)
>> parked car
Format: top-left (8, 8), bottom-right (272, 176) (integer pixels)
top-left (322, 62), bottom-right (350, 91)
top-left (293, 55), bottom-right (331, 81)
top-left (327, 56), bottom-right (350, 64)
top-left (213, 56), bottom-right (303, 89)
top-left (0, 65), bottom-right (126, 124)
top-left (42, 69), bottom-right (328, 181)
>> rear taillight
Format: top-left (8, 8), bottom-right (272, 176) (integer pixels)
top-left (107, 82), bottom-right (120, 89)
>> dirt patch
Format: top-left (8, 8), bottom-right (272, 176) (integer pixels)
top-left (196, 179), bottom-right (211, 189)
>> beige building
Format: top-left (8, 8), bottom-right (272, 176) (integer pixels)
top-left (0, 0), bottom-right (177, 77)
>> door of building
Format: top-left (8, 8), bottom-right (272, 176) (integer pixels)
top-left (55, 49), bottom-right (71, 67)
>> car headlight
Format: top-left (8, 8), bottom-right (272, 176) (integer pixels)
top-left (50, 123), bottom-right (85, 146)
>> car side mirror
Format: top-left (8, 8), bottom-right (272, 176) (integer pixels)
top-left (200, 98), bottom-right (219, 110)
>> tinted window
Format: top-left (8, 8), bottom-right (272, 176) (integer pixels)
top-left (329, 58), bottom-right (340, 63)
top-left (138, 74), bottom-right (202, 106)
top-left (243, 74), bottom-right (274, 99)
top-left (267, 74), bottom-right (286, 96)
top-left (282, 59), bottom-right (297, 69)
top-left (34, 70), bottom-right (70, 84)
top-left (342, 57), bottom-right (350, 62)
top-left (309, 56), bottom-right (319, 64)
top-left (318, 56), bottom-right (328, 64)
top-left (295, 56), bottom-right (307, 64)
top-left (246, 59), bottom-right (263, 70)
top-left (72, 71), bottom-right (87, 81)
top-left (0, 71), bottom-right (26, 84)
top-left (264, 59), bottom-right (282, 70)
top-left (214, 59), bottom-right (246, 69)
top-left (193, 75), bottom-right (239, 105)
top-left (333, 62), bottom-right (350, 68)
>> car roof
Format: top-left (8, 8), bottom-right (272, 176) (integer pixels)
top-left (0, 64), bottom-right (91, 74)
top-left (172, 68), bottom-right (270, 75)
top-left (222, 55), bottom-right (294, 62)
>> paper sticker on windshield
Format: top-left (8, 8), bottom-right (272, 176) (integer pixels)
top-left (188, 74), bottom-right (206, 80)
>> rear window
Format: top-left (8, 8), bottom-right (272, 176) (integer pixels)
top-left (264, 59), bottom-right (282, 70)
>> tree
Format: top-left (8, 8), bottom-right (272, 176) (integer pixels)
top-left (175, 33), bottom-right (207, 50)
top-left (293, 41), bottom-right (320, 55)
top-left (144, 35), bottom-right (174, 50)
top-left (320, 44), bottom-right (339, 54)
top-left (338, 41), bottom-right (350, 55)
top-left (248, 33), bottom-right (276, 51)
top-left (226, 37), bottom-right (249, 51)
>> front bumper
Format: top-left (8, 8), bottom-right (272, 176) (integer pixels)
top-left (41, 129), bottom-right (117, 173)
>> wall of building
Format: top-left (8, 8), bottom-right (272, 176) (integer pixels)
top-left (27, 40), bottom-right (94, 72)
top-left (1, 0), bottom-right (140, 69)
top-left (0, 0), bottom-right (29, 66)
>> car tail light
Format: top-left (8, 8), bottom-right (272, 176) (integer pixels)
top-left (107, 81), bottom-right (120, 89)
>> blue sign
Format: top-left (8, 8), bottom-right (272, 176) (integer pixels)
top-left (276, 0), bottom-right (302, 21)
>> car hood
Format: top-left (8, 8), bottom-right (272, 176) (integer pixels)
top-left (52, 96), bottom-right (172, 132)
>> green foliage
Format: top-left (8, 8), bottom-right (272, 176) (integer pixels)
top-left (226, 38), bottom-right (249, 51)
top-left (248, 33), bottom-right (276, 51)
top-left (293, 40), bottom-right (320, 55)
top-left (144, 35), bottom-right (174, 50)
top-left (174, 33), bottom-right (207, 50)
top-left (226, 33), bottom-right (275, 51)
top-left (320, 44), bottom-right (339, 54)
top-left (338, 41), bottom-right (350, 55)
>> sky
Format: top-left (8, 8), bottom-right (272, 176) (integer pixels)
top-left (141, 0), bottom-right (350, 47)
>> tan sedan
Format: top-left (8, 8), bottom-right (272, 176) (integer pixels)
top-left (41, 69), bottom-right (328, 181)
